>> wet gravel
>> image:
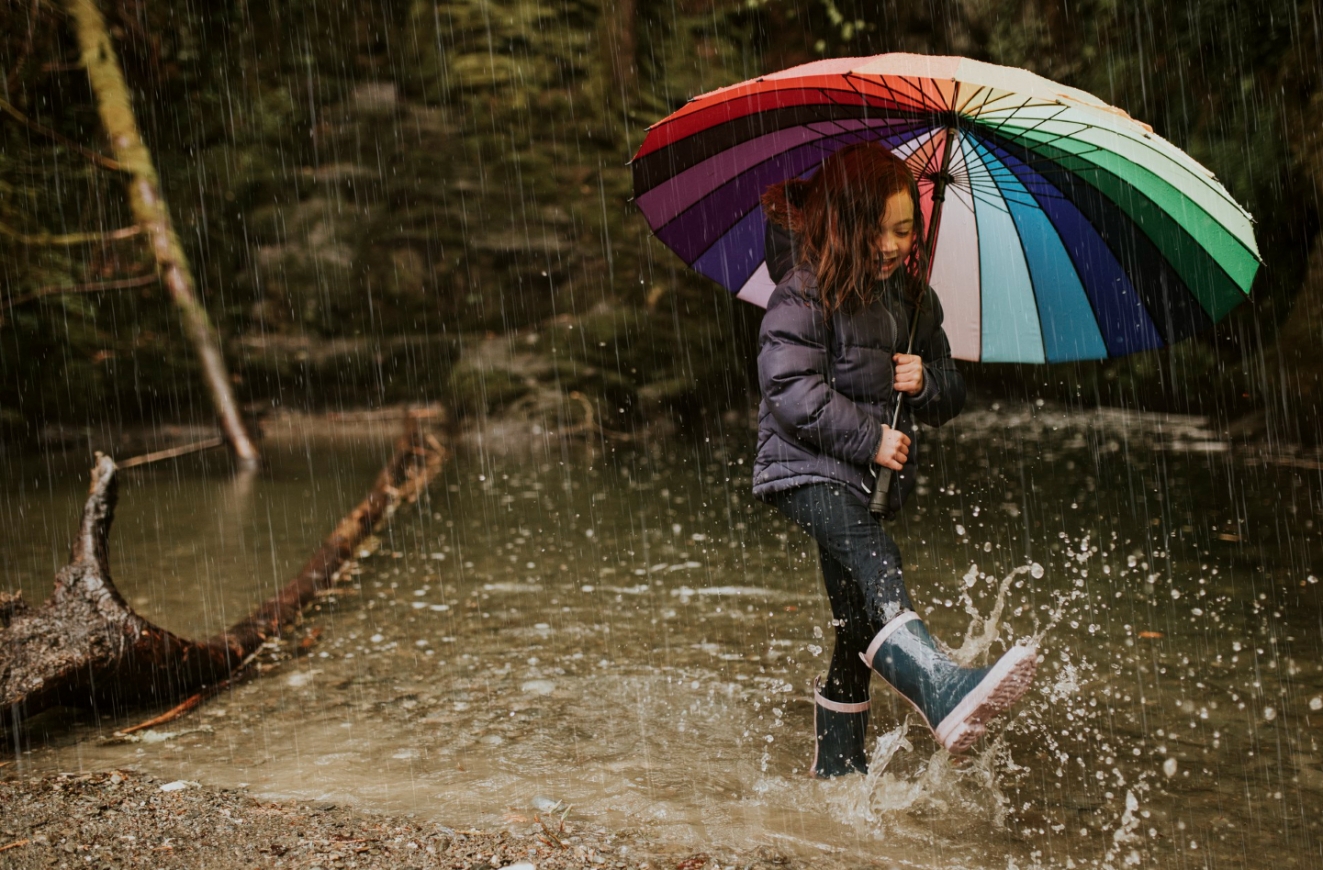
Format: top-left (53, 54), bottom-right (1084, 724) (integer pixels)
top-left (0, 770), bottom-right (802, 870)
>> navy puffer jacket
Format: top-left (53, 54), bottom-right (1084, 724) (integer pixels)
top-left (752, 264), bottom-right (966, 512)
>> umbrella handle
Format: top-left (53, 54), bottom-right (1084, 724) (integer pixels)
top-left (869, 466), bottom-right (895, 519)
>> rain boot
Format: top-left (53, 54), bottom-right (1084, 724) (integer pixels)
top-left (810, 677), bottom-right (870, 778)
top-left (860, 611), bottom-right (1037, 755)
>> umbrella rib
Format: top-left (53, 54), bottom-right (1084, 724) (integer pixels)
top-left (980, 122), bottom-right (1260, 266)
top-left (960, 85), bottom-right (1032, 119)
top-left (979, 108), bottom-right (1252, 227)
top-left (655, 127), bottom-right (861, 270)
top-left (961, 134), bottom-right (1049, 362)
top-left (976, 124), bottom-right (1246, 322)
top-left (639, 87), bottom-right (932, 167)
top-left (844, 72), bottom-right (947, 119)
top-left (665, 119), bottom-right (946, 281)
top-left (968, 134), bottom-right (1116, 358)
top-left (650, 108), bottom-right (950, 242)
top-left (648, 119), bottom-right (900, 237)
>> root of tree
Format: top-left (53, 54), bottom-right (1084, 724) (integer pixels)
top-left (0, 416), bottom-right (447, 732)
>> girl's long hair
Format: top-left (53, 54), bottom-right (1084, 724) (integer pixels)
top-left (761, 142), bottom-right (926, 315)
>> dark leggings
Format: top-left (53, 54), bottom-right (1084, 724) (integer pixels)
top-left (770, 483), bottom-right (912, 706)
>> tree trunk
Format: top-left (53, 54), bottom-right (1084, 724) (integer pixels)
top-left (0, 416), bottom-right (446, 728)
top-left (62, 0), bottom-right (261, 468)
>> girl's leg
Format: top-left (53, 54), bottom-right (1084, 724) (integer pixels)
top-left (771, 484), bottom-right (904, 776)
top-left (808, 546), bottom-right (876, 776)
top-left (772, 483), bottom-right (1038, 757)
top-left (817, 548), bottom-right (875, 705)
top-left (770, 484), bottom-right (913, 627)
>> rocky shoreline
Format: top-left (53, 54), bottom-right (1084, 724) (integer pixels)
top-left (0, 770), bottom-right (798, 870)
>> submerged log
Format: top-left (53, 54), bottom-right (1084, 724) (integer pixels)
top-left (0, 417), bottom-right (446, 729)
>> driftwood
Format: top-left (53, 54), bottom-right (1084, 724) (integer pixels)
top-left (0, 418), bottom-right (446, 731)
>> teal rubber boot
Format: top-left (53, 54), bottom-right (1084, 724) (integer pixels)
top-left (861, 612), bottom-right (1038, 754)
top-left (810, 677), bottom-right (870, 778)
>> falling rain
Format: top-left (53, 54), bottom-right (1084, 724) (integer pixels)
top-left (1, 2), bottom-right (1320, 869)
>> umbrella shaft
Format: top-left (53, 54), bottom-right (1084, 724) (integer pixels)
top-left (872, 126), bottom-right (957, 519)
top-left (921, 126), bottom-right (958, 289)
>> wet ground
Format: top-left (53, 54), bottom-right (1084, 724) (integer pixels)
top-left (0, 769), bottom-right (650, 869)
top-left (3, 401), bottom-right (1321, 869)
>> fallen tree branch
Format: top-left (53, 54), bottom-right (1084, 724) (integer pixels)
top-left (0, 220), bottom-right (143, 246)
top-left (117, 437), bottom-right (225, 469)
top-left (0, 96), bottom-right (125, 172)
top-left (0, 273), bottom-right (157, 312)
top-left (116, 685), bottom-right (220, 735)
top-left (0, 414), bottom-right (447, 730)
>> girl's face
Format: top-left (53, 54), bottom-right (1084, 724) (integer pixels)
top-left (873, 191), bottom-right (916, 279)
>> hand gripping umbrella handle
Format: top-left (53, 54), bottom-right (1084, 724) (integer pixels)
top-left (868, 399), bottom-right (905, 520)
top-left (870, 289), bottom-right (924, 521)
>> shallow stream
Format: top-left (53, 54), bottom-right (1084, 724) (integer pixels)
top-left (4, 403), bottom-right (1322, 868)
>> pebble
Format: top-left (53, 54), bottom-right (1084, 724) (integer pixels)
top-left (286, 670), bottom-right (318, 688)
top-left (520, 679), bottom-right (555, 695)
top-left (498, 864), bottom-right (537, 870)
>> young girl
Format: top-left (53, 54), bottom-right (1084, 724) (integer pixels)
top-left (754, 142), bottom-right (1038, 777)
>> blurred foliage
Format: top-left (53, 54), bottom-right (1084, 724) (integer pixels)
top-left (0, 0), bottom-right (1319, 439)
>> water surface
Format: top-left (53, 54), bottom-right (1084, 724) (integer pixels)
top-left (4, 403), bottom-right (1321, 868)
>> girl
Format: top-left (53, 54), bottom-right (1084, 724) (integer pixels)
top-left (754, 142), bottom-right (1038, 777)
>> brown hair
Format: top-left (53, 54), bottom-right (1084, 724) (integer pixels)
top-left (761, 142), bottom-right (926, 315)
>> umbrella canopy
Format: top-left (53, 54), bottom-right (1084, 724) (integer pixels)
top-left (632, 54), bottom-right (1261, 363)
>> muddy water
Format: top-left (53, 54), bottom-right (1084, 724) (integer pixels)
top-left (4, 404), bottom-right (1322, 869)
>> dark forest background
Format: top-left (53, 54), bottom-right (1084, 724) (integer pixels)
top-left (2, 0), bottom-right (1320, 444)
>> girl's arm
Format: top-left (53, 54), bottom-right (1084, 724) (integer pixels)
top-left (907, 290), bottom-right (966, 427)
top-left (758, 296), bottom-right (883, 467)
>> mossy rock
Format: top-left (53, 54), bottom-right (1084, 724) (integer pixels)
top-left (446, 364), bottom-right (534, 418)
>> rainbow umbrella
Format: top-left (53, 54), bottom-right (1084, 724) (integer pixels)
top-left (631, 54), bottom-right (1260, 363)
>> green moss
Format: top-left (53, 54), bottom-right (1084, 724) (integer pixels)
top-left (446, 364), bottom-right (533, 417)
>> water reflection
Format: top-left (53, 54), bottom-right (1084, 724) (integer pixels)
top-left (3, 402), bottom-right (1321, 868)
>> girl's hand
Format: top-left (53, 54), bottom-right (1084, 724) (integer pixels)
top-left (893, 353), bottom-right (925, 396)
top-left (874, 424), bottom-right (911, 471)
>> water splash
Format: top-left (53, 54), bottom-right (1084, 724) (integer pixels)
top-left (1104, 790), bottom-right (1146, 868)
top-left (950, 563), bottom-right (1035, 666)
top-left (823, 718), bottom-right (1011, 836)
